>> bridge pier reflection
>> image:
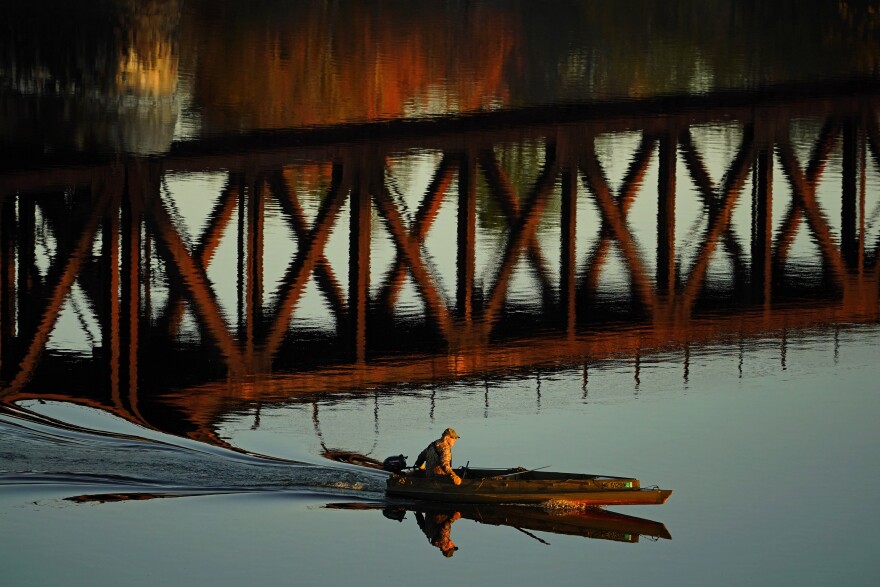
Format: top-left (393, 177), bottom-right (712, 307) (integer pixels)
top-left (1, 82), bottom-right (879, 438)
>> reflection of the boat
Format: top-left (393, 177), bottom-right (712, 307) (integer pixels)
top-left (326, 500), bottom-right (672, 548)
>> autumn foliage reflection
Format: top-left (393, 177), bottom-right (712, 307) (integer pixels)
top-left (188, 3), bottom-right (518, 131)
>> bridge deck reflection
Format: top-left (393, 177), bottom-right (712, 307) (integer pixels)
top-left (1, 80), bottom-right (879, 440)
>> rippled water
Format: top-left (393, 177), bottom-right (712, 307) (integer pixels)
top-left (2, 2), bottom-right (880, 586)
top-left (0, 403), bottom-right (379, 495)
top-left (3, 325), bottom-right (880, 585)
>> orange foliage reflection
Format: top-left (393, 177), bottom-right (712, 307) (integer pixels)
top-left (188, 4), bottom-right (517, 131)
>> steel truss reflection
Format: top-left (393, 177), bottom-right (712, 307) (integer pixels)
top-left (1, 82), bottom-right (879, 435)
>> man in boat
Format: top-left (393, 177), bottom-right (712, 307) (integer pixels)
top-left (413, 428), bottom-right (462, 485)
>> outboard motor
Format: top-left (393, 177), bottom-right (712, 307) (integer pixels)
top-left (382, 507), bottom-right (407, 522)
top-left (382, 454), bottom-right (408, 473)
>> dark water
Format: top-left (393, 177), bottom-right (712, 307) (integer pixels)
top-left (2, 2), bottom-right (880, 586)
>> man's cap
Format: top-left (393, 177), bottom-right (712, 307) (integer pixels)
top-left (442, 427), bottom-right (460, 439)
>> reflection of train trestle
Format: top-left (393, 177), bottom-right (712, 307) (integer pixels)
top-left (1, 80), bottom-right (879, 438)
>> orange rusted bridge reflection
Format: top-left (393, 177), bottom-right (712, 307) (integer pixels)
top-left (1, 80), bottom-right (879, 431)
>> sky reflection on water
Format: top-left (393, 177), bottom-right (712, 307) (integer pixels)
top-left (2, 324), bottom-right (879, 586)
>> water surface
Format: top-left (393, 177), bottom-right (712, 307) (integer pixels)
top-left (2, 2), bottom-right (880, 586)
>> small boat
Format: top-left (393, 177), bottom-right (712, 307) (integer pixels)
top-left (386, 467), bottom-right (672, 506)
top-left (320, 451), bottom-right (671, 507)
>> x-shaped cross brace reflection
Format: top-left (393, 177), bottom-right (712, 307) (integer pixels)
top-left (579, 137), bottom-right (657, 315)
top-left (2, 177), bottom-right (117, 396)
top-left (678, 130), bottom-right (750, 292)
top-left (374, 149), bottom-right (559, 344)
top-left (144, 181), bottom-right (248, 375)
top-left (157, 177), bottom-right (239, 337)
top-left (577, 134), bottom-right (657, 305)
top-left (771, 121), bottom-right (843, 279)
top-left (775, 132), bottom-right (848, 285)
top-left (371, 174), bottom-right (456, 342)
top-left (375, 153), bottom-right (459, 314)
top-left (479, 146), bottom-right (561, 333)
top-left (478, 149), bottom-right (556, 311)
top-left (675, 126), bottom-right (755, 318)
top-left (259, 163), bottom-right (352, 367)
top-left (266, 171), bottom-right (348, 320)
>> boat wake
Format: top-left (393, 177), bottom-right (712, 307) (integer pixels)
top-left (0, 402), bottom-right (386, 505)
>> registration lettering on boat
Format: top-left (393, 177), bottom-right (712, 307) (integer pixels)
top-left (600, 480), bottom-right (634, 489)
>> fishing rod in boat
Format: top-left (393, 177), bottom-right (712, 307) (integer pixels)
top-left (493, 465), bottom-right (552, 478)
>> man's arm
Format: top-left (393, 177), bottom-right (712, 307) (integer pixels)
top-left (438, 444), bottom-right (461, 484)
top-left (413, 447), bottom-right (428, 469)
top-left (437, 443), bottom-right (454, 475)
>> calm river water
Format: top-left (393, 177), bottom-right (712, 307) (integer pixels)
top-left (2, 2), bottom-right (880, 586)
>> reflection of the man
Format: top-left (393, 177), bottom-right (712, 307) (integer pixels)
top-left (415, 510), bottom-right (461, 558)
top-left (329, 501), bottom-right (671, 553)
